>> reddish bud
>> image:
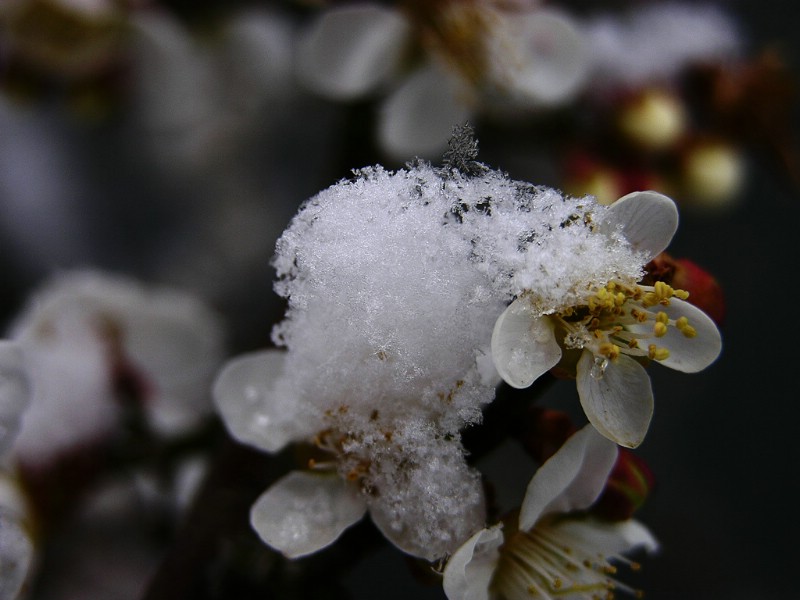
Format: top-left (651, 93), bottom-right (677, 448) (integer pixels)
top-left (644, 252), bottom-right (726, 325)
top-left (521, 407), bottom-right (577, 464)
top-left (592, 448), bottom-right (655, 522)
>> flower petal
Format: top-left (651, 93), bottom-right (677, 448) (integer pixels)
top-left (378, 62), bottom-right (475, 160)
top-left (631, 298), bottom-right (722, 373)
top-left (489, 9), bottom-right (588, 106)
top-left (576, 352), bottom-right (654, 448)
top-left (0, 508), bottom-right (35, 600)
top-left (0, 342), bottom-right (30, 453)
top-left (602, 191), bottom-right (679, 261)
top-left (250, 470), bottom-right (367, 559)
top-left (294, 4), bottom-right (410, 100)
top-left (491, 299), bottom-right (562, 390)
top-left (212, 350), bottom-right (309, 453)
top-left (519, 424), bottom-right (618, 531)
top-left (443, 526), bottom-right (504, 600)
top-left (555, 517), bottom-right (659, 558)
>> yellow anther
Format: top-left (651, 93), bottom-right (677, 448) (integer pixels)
top-left (676, 316), bottom-right (698, 338)
top-left (615, 292), bottom-right (626, 306)
top-left (653, 322), bottom-right (668, 337)
top-left (656, 311), bottom-right (669, 324)
top-left (599, 343), bottom-right (621, 360)
top-left (654, 281), bottom-right (674, 300)
top-left (628, 339), bottom-right (640, 349)
top-left (648, 344), bottom-right (670, 361)
top-left (641, 292), bottom-right (659, 307)
top-left (673, 289), bottom-right (690, 300)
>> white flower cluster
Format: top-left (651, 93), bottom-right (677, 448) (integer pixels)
top-left (213, 147), bottom-right (714, 569)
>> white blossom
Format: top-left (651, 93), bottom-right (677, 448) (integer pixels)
top-left (6, 270), bottom-right (225, 467)
top-left (491, 191), bottom-right (722, 447)
top-left (295, 2), bottom-right (587, 159)
top-left (443, 425), bottom-right (658, 600)
top-left (213, 154), bottom-right (681, 561)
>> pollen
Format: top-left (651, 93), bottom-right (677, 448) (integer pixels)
top-left (648, 345), bottom-right (670, 361)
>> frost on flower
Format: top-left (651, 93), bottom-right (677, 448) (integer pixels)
top-left (214, 133), bottom-right (702, 562)
top-left (443, 425), bottom-right (658, 600)
top-left (5, 270), bottom-right (225, 468)
top-left (491, 190), bottom-right (722, 448)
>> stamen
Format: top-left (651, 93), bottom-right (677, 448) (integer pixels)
top-left (647, 345), bottom-right (670, 361)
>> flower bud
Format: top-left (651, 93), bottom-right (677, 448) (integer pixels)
top-left (591, 448), bottom-right (655, 521)
top-left (644, 253), bottom-right (726, 325)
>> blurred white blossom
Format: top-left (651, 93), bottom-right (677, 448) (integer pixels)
top-left (295, 1), bottom-right (587, 159)
top-left (5, 270), bottom-right (225, 468)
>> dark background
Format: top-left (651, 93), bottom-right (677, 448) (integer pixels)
top-left (1, 1), bottom-right (798, 598)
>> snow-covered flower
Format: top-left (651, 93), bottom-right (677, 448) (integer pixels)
top-left (295, 1), bottom-right (587, 159)
top-left (213, 138), bottom-right (711, 561)
top-left (5, 270), bottom-right (225, 468)
top-left (443, 424), bottom-right (658, 600)
top-left (491, 191), bottom-right (722, 448)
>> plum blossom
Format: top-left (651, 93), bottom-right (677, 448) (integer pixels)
top-left (213, 137), bottom-right (713, 563)
top-left (294, 1), bottom-right (587, 159)
top-left (491, 191), bottom-right (722, 448)
top-left (5, 270), bottom-right (225, 468)
top-left (443, 425), bottom-right (658, 600)
top-left (0, 343), bottom-right (34, 600)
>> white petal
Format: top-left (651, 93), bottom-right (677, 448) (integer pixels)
top-left (630, 298), bottom-right (722, 373)
top-left (519, 424), bottom-right (618, 531)
top-left (602, 191), bottom-right (679, 261)
top-left (212, 350), bottom-right (305, 453)
top-left (489, 9), bottom-right (588, 105)
top-left (576, 352), bottom-right (654, 448)
top-left (294, 4), bottom-right (410, 100)
top-left (443, 526), bottom-right (504, 600)
top-left (0, 509), bottom-right (35, 600)
top-left (555, 517), bottom-right (659, 557)
top-left (0, 342), bottom-right (30, 453)
top-left (491, 299), bottom-right (562, 390)
top-left (378, 63), bottom-right (475, 160)
top-left (250, 470), bottom-right (367, 559)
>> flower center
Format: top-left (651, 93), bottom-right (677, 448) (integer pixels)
top-left (492, 518), bottom-right (643, 599)
top-left (550, 281), bottom-right (695, 376)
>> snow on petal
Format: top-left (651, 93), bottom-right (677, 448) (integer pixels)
top-left (632, 298), bottom-right (722, 373)
top-left (491, 299), bottom-right (561, 390)
top-left (519, 424), bottom-right (618, 531)
top-left (294, 3), bottom-right (410, 100)
top-left (576, 351), bottom-right (654, 449)
top-left (442, 525), bottom-right (504, 600)
top-left (250, 470), bottom-right (367, 559)
top-left (378, 62), bottom-right (475, 160)
top-left (0, 342), bottom-right (30, 454)
top-left (212, 350), bottom-right (311, 453)
top-left (603, 191), bottom-right (679, 261)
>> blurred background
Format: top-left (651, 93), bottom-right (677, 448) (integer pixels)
top-left (1, 1), bottom-right (797, 598)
